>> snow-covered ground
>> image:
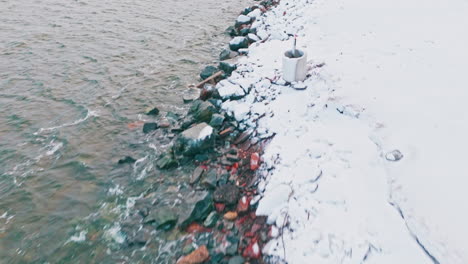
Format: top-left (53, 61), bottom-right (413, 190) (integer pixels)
top-left (221, 0), bottom-right (468, 263)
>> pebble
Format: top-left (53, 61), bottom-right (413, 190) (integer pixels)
top-left (385, 149), bottom-right (404, 162)
top-left (224, 211), bottom-right (238, 221)
top-left (177, 245), bottom-right (210, 264)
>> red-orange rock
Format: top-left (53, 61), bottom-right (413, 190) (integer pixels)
top-left (177, 245), bottom-right (210, 264)
top-left (250, 153), bottom-right (260, 171)
top-left (237, 196), bottom-right (251, 213)
top-left (242, 240), bottom-right (261, 259)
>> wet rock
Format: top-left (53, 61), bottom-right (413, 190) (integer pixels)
top-left (177, 245), bottom-right (210, 264)
top-left (189, 100), bottom-right (217, 123)
top-left (145, 106), bottom-right (160, 116)
top-left (200, 66), bottom-right (219, 80)
top-left (159, 120), bottom-right (171, 128)
top-left (191, 166), bottom-right (206, 184)
top-left (235, 15), bottom-right (252, 27)
top-left (118, 156), bottom-right (136, 164)
top-left (166, 111), bottom-right (180, 122)
top-left (143, 122), bottom-right (158, 133)
top-left (241, 7), bottom-right (253, 15)
top-left (226, 154), bottom-right (240, 162)
top-left (194, 153), bottom-right (210, 162)
top-left (179, 191), bottom-right (214, 228)
top-left (229, 37), bottom-right (249, 52)
top-left (226, 235), bottom-right (240, 256)
top-left (219, 62), bottom-right (237, 76)
top-left (156, 152), bottom-right (178, 169)
top-left (145, 206), bottom-right (178, 230)
top-left (203, 211), bottom-right (219, 228)
top-left (202, 169), bottom-right (218, 189)
top-left (220, 48), bottom-right (238, 61)
top-left (175, 123), bottom-right (214, 156)
top-left (217, 173), bottom-right (229, 186)
top-left (247, 33), bottom-right (261, 43)
top-left (239, 27), bottom-right (251, 36)
top-left (225, 26), bottom-right (238, 37)
top-left (214, 184), bottom-right (240, 205)
top-left (183, 88), bottom-right (201, 103)
top-left (386, 149), bottom-right (404, 162)
top-left (224, 211), bottom-right (238, 221)
top-left (228, 256), bottom-right (245, 264)
top-left (209, 113), bottom-right (225, 128)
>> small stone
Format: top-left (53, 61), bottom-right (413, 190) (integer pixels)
top-left (229, 37), bottom-right (249, 52)
top-left (214, 184), bottom-right (240, 205)
top-left (235, 15), bottom-right (252, 27)
top-left (191, 166), bottom-right (205, 184)
top-left (219, 62), bottom-right (237, 76)
top-left (145, 106), bottom-right (160, 116)
top-left (203, 211), bottom-right (219, 228)
top-left (220, 48), bottom-right (231, 61)
top-left (226, 236), bottom-right (239, 255)
top-left (143, 122), bottom-right (158, 133)
top-left (224, 211), bottom-right (238, 221)
top-left (159, 120), bottom-right (171, 128)
top-left (385, 149), bottom-right (404, 162)
top-left (237, 196), bottom-right (250, 213)
top-left (118, 156), bottom-right (136, 164)
top-left (201, 169), bottom-right (218, 189)
top-left (177, 245), bottom-right (210, 264)
top-left (228, 256), bottom-right (245, 264)
top-left (215, 203), bottom-right (225, 212)
top-left (200, 65), bottom-right (218, 80)
top-left (166, 111), bottom-right (180, 122)
top-left (209, 113), bottom-right (225, 128)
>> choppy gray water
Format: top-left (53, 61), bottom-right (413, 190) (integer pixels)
top-left (0, 0), bottom-right (249, 262)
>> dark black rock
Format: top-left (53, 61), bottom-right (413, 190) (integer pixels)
top-left (225, 26), bottom-right (238, 37)
top-left (229, 37), bottom-right (249, 52)
top-left (219, 62), bottom-right (237, 76)
top-left (143, 122), bottom-right (158, 133)
top-left (200, 65), bottom-right (219, 80)
top-left (213, 184), bottom-right (240, 205)
top-left (209, 113), bottom-right (225, 128)
top-left (145, 107), bottom-right (160, 116)
top-left (118, 156), bottom-right (136, 164)
top-left (220, 49), bottom-right (231, 61)
top-left (239, 27), bottom-right (251, 36)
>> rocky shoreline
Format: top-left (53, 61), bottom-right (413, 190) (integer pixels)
top-left (119, 1), bottom-right (281, 264)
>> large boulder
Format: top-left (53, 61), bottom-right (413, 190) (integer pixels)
top-left (229, 37), bottom-right (249, 51)
top-left (179, 191), bottom-right (214, 229)
top-left (235, 15), bottom-right (252, 27)
top-left (216, 80), bottom-right (246, 100)
top-left (145, 206), bottom-right (178, 230)
top-left (189, 100), bottom-right (217, 123)
top-left (175, 123), bottom-right (214, 156)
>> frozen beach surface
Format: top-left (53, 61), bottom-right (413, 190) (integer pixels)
top-left (226, 0), bottom-right (468, 263)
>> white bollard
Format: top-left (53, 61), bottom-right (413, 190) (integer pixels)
top-left (282, 49), bottom-right (307, 83)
